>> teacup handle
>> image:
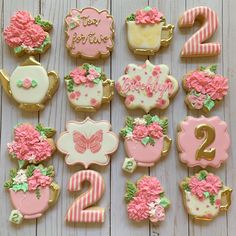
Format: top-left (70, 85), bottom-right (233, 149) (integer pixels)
top-left (49, 182), bottom-right (60, 206)
top-left (161, 24), bottom-right (175, 47)
top-left (102, 79), bottom-right (115, 103)
top-left (161, 135), bottom-right (172, 156)
top-left (220, 188), bottom-right (232, 211)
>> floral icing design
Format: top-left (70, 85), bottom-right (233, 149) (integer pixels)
top-left (7, 123), bottom-right (55, 165)
top-left (3, 11), bottom-right (52, 55)
top-left (57, 118), bottom-right (119, 168)
top-left (127, 6), bottom-right (164, 24)
top-left (183, 65), bottom-right (229, 112)
top-left (116, 60), bottom-right (178, 113)
top-left (17, 78), bottom-right (38, 89)
top-left (120, 114), bottom-right (168, 146)
top-left (180, 171), bottom-right (232, 220)
top-left (125, 176), bottom-right (170, 223)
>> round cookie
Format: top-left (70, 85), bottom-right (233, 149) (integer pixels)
top-left (180, 170), bottom-right (232, 221)
top-left (116, 60), bottom-right (178, 113)
top-left (64, 63), bottom-right (114, 112)
top-left (125, 176), bottom-right (170, 223)
top-left (177, 116), bottom-right (230, 168)
top-left (120, 114), bottom-right (171, 173)
top-left (65, 7), bottom-right (114, 59)
top-left (126, 6), bottom-right (174, 55)
top-left (3, 11), bottom-right (52, 56)
top-left (183, 65), bottom-right (228, 112)
top-left (57, 117), bottom-right (119, 168)
top-left (0, 57), bottom-right (59, 112)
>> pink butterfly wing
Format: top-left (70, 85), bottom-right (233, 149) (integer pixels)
top-left (73, 131), bottom-right (87, 153)
top-left (88, 130), bottom-right (103, 153)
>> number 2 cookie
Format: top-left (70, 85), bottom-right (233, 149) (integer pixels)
top-left (183, 65), bottom-right (228, 112)
top-left (180, 170), bottom-right (232, 221)
top-left (116, 60), bottom-right (178, 113)
top-left (177, 116), bottom-right (230, 168)
top-left (64, 63), bottom-right (114, 112)
top-left (65, 7), bottom-right (114, 59)
top-left (126, 6), bottom-right (174, 55)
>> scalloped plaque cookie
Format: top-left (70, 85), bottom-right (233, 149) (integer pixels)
top-left (116, 60), bottom-right (178, 113)
top-left (183, 65), bottom-right (228, 112)
top-left (177, 116), bottom-right (230, 168)
top-left (57, 118), bottom-right (119, 168)
top-left (65, 7), bottom-right (114, 59)
top-left (3, 11), bottom-right (52, 56)
top-left (180, 170), bottom-right (232, 221)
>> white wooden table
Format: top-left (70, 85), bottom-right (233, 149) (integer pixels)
top-left (0, 0), bottom-right (235, 235)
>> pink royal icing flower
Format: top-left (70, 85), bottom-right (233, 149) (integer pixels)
top-left (205, 174), bottom-right (222, 195)
top-left (23, 78), bottom-right (32, 89)
top-left (22, 24), bottom-right (47, 48)
top-left (150, 204), bottom-right (165, 222)
top-left (127, 196), bottom-right (149, 221)
top-left (152, 65), bottom-right (161, 77)
top-left (90, 98), bottom-right (100, 108)
top-left (10, 11), bottom-right (35, 30)
top-left (3, 25), bottom-right (24, 47)
top-left (147, 122), bottom-right (163, 139)
top-left (205, 76), bottom-right (228, 100)
top-left (189, 176), bottom-right (207, 200)
top-left (187, 93), bottom-right (206, 109)
top-left (215, 199), bottom-right (221, 208)
top-left (88, 68), bottom-right (100, 81)
top-left (132, 125), bottom-right (149, 141)
top-left (135, 7), bottom-right (163, 24)
top-left (70, 68), bottom-right (87, 85)
top-left (125, 94), bottom-right (135, 106)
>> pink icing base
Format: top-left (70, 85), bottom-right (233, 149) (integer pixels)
top-left (178, 116), bottom-right (230, 168)
top-left (124, 137), bottom-right (164, 167)
top-left (9, 187), bottom-right (50, 219)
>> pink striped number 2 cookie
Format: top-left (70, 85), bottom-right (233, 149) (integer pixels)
top-left (66, 170), bottom-right (105, 223)
top-left (178, 6), bottom-right (221, 57)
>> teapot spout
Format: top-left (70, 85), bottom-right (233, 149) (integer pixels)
top-left (0, 70), bottom-right (11, 97)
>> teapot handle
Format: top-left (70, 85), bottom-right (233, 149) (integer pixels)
top-left (161, 23), bottom-right (175, 47)
top-left (49, 182), bottom-right (60, 206)
top-left (102, 79), bottom-right (115, 103)
top-left (47, 71), bottom-right (59, 99)
top-left (220, 188), bottom-right (232, 211)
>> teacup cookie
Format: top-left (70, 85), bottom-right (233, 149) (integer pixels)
top-left (4, 164), bottom-right (60, 224)
top-left (177, 116), bottom-right (230, 168)
top-left (126, 6), bottom-right (174, 55)
top-left (7, 123), bottom-right (56, 168)
top-left (125, 176), bottom-right (170, 223)
top-left (180, 170), bottom-right (232, 221)
top-left (120, 114), bottom-right (171, 173)
top-left (3, 11), bottom-right (52, 56)
top-left (183, 65), bottom-right (228, 112)
top-left (65, 7), bottom-right (114, 59)
top-left (116, 60), bottom-right (178, 113)
top-left (0, 57), bottom-right (59, 112)
top-left (57, 117), bottom-right (119, 168)
top-left (64, 63), bottom-right (114, 112)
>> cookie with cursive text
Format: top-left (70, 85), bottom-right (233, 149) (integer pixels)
top-left (3, 11), bottom-right (52, 56)
top-left (116, 60), bottom-right (178, 113)
top-left (125, 176), bottom-right (170, 223)
top-left (64, 63), bottom-right (114, 112)
top-left (177, 116), bottom-right (230, 168)
top-left (183, 65), bottom-right (228, 112)
top-left (57, 117), bottom-right (119, 168)
top-left (65, 7), bottom-right (114, 59)
top-left (180, 170), bottom-right (232, 221)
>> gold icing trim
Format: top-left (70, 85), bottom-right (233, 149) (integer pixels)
top-left (49, 182), bottom-right (60, 206)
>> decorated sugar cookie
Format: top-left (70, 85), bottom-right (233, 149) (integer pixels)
top-left (7, 123), bottom-right (56, 168)
top-left (116, 60), bottom-right (178, 113)
top-left (180, 170), bottom-right (232, 221)
top-left (183, 65), bottom-right (228, 112)
top-left (65, 63), bottom-right (114, 112)
top-left (57, 118), bottom-right (119, 168)
top-left (0, 57), bottom-right (59, 112)
top-left (177, 116), bottom-right (230, 168)
top-left (66, 170), bottom-right (105, 223)
top-left (125, 176), bottom-right (170, 223)
top-left (126, 7), bottom-right (174, 55)
top-left (65, 7), bottom-right (114, 59)
top-left (3, 11), bottom-right (52, 56)
top-left (4, 164), bottom-right (60, 224)
top-left (121, 114), bottom-right (171, 173)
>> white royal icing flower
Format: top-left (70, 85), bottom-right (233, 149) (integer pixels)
top-left (134, 118), bottom-right (146, 125)
top-left (13, 170), bottom-right (27, 184)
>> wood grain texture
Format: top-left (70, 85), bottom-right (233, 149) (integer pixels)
top-left (0, 0), bottom-right (235, 236)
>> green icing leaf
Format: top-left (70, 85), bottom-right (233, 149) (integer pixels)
top-left (182, 183), bottom-right (190, 192)
top-left (93, 78), bottom-right (101, 84)
top-left (148, 137), bottom-right (155, 146)
top-left (66, 79), bottom-right (74, 93)
top-left (209, 195), bottom-right (216, 205)
top-left (204, 191), bottom-right (210, 198)
top-left (125, 181), bottom-right (137, 202)
top-left (34, 15), bottom-right (53, 31)
top-left (70, 22), bottom-right (76, 29)
top-left (35, 188), bottom-right (41, 199)
top-left (159, 118), bottom-right (168, 135)
top-left (10, 169), bottom-right (17, 179)
top-left (151, 115), bottom-right (160, 123)
top-left (144, 6), bottom-right (152, 11)
top-left (143, 114), bottom-right (153, 125)
top-left (26, 165), bottom-right (36, 177)
top-left (120, 128), bottom-right (128, 138)
top-left (46, 165), bottom-right (54, 177)
top-left (159, 197), bottom-right (170, 208)
top-left (18, 160), bottom-right (25, 169)
top-left (200, 66), bottom-right (207, 71)
top-left (204, 95), bottom-right (215, 111)
top-left (126, 116), bottom-right (135, 129)
top-left (33, 35), bottom-right (51, 53)
top-left (14, 46), bottom-right (23, 54)
top-left (31, 80), bottom-right (38, 88)
top-left (198, 170), bottom-right (207, 180)
top-left (17, 80), bottom-right (23, 87)
top-left (12, 182), bottom-right (28, 192)
top-left (141, 137), bottom-right (150, 145)
top-left (4, 180), bottom-right (13, 189)
top-left (209, 65), bottom-right (217, 74)
top-left (126, 13), bottom-right (136, 21)
top-left (82, 63), bottom-right (90, 71)
top-left (36, 124), bottom-right (55, 138)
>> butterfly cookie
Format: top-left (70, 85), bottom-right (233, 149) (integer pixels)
top-left (57, 118), bottom-right (119, 168)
